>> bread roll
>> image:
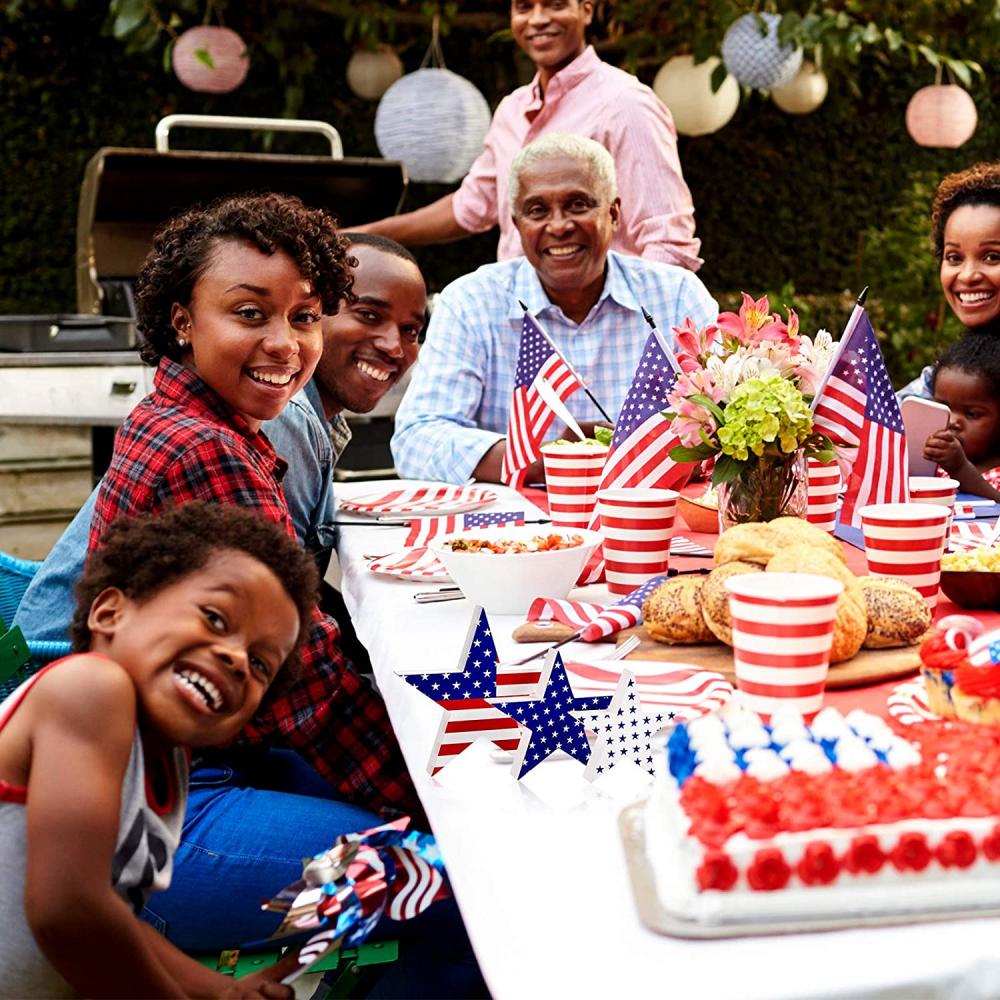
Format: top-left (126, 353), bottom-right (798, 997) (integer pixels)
top-left (700, 561), bottom-right (764, 645)
top-left (859, 575), bottom-right (933, 648)
top-left (829, 592), bottom-right (868, 663)
top-left (642, 575), bottom-right (717, 645)
top-left (714, 517), bottom-right (844, 568)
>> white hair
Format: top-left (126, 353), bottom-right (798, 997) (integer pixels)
top-left (508, 133), bottom-right (617, 208)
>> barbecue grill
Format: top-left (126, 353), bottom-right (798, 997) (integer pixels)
top-left (0, 115), bottom-right (409, 479)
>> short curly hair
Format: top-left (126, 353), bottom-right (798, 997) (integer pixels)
top-left (930, 162), bottom-right (1000, 259)
top-left (931, 331), bottom-right (1000, 398)
top-left (70, 503), bottom-right (319, 678)
top-left (135, 192), bottom-right (354, 365)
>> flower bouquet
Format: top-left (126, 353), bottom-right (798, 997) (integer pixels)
top-left (665, 293), bottom-right (837, 527)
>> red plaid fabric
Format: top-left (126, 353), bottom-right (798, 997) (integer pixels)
top-left (91, 360), bottom-right (418, 816)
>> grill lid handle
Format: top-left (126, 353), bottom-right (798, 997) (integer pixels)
top-left (155, 114), bottom-right (343, 159)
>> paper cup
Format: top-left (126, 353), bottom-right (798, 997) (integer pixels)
top-left (860, 502), bottom-right (951, 608)
top-left (596, 488), bottom-right (678, 595)
top-left (541, 443), bottom-right (608, 529)
top-left (806, 458), bottom-right (841, 534)
top-left (909, 476), bottom-right (959, 507)
top-left (726, 572), bottom-right (844, 718)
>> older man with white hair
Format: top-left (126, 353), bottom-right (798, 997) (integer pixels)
top-left (391, 133), bottom-right (718, 484)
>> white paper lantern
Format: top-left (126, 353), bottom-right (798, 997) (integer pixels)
top-left (722, 12), bottom-right (802, 90)
top-left (374, 68), bottom-right (491, 183)
top-left (905, 84), bottom-right (978, 148)
top-left (652, 55), bottom-right (740, 136)
top-left (771, 60), bottom-right (828, 114)
top-left (346, 47), bottom-right (404, 101)
top-left (172, 26), bottom-right (249, 94)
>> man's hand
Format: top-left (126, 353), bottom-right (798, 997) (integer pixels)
top-left (472, 440), bottom-right (543, 484)
top-left (923, 428), bottom-right (968, 476)
top-left (221, 950), bottom-right (301, 999)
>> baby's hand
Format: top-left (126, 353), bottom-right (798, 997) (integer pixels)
top-left (923, 428), bottom-right (967, 474)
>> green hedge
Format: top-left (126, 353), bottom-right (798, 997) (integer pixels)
top-left (2, 2), bottom-right (997, 385)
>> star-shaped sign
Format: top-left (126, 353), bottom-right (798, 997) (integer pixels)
top-left (491, 650), bottom-right (593, 779)
top-left (575, 670), bottom-right (667, 782)
top-left (399, 607), bottom-right (522, 775)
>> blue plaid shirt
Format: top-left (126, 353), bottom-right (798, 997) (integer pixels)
top-left (391, 251), bottom-right (718, 483)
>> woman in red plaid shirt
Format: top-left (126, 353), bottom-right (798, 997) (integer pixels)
top-left (80, 194), bottom-right (481, 994)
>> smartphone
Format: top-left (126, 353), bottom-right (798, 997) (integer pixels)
top-left (901, 396), bottom-right (951, 477)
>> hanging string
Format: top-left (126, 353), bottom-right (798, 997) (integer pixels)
top-left (419, 12), bottom-right (446, 70)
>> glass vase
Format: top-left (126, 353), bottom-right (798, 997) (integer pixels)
top-left (717, 450), bottom-right (808, 530)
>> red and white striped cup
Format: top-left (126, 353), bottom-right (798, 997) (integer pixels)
top-left (596, 487), bottom-right (678, 595)
top-left (806, 457), bottom-right (841, 534)
top-left (725, 572), bottom-right (844, 719)
top-left (859, 502), bottom-right (951, 608)
top-left (541, 442), bottom-right (608, 529)
top-left (908, 476), bottom-right (959, 507)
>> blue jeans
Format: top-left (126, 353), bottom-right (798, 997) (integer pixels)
top-left (144, 748), bottom-right (487, 998)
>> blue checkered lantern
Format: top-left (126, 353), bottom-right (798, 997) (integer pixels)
top-left (721, 13), bottom-right (803, 91)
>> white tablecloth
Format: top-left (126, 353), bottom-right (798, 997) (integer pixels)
top-left (335, 480), bottom-right (1000, 1000)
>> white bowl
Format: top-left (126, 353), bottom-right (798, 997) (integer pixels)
top-left (430, 526), bottom-right (602, 616)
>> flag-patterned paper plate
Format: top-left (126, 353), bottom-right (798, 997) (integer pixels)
top-left (564, 660), bottom-right (733, 722)
top-left (340, 485), bottom-right (497, 517)
top-left (368, 547), bottom-right (451, 582)
top-left (887, 678), bottom-right (937, 725)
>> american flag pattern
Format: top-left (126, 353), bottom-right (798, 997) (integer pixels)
top-left (491, 651), bottom-right (594, 779)
top-left (580, 574), bottom-right (670, 642)
top-left (526, 596), bottom-right (607, 630)
top-left (949, 519), bottom-right (1000, 551)
top-left (669, 535), bottom-right (713, 557)
top-left (501, 312), bottom-right (584, 487)
top-left (812, 310), bottom-right (908, 528)
top-left (579, 330), bottom-right (691, 583)
top-left (403, 510), bottom-right (527, 547)
top-left (400, 608), bottom-right (523, 775)
top-left (566, 660), bottom-right (732, 719)
top-left (340, 484), bottom-right (497, 516)
top-left (368, 547), bottom-right (450, 581)
top-left (385, 845), bottom-right (446, 921)
top-left (967, 629), bottom-right (1000, 667)
top-left (887, 679), bottom-right (937, 725)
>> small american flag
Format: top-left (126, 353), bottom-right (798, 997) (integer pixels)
top-left (579, 330), bottom-right (692, 583)
top-left (968, 629), bottom-right (1000, 667)
top-left (597, 330), bottom-right (691, 492)
top-left (812, 310), bottom-right (908, 528)
top-left (501, 312), bottom-right (584, 487)
top-left (399, 608), bottom-right (522, 775)
top-left (404, 510), bottom-right (527, 547)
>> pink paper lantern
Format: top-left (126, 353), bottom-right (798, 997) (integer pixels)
top-left (905, 85), bottom-right (977, 148)
top-left (172, 26), bottom-right (249, 94)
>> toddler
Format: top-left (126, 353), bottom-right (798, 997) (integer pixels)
top-left (0, 502), bottom-right (318, 997)
top-left (925, 333), bottom-right (1000, 500)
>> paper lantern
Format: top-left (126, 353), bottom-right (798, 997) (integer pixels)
top-left (905, 85), bottom-right (978, 148)
top-left (172, 26), bottom-right (249, 94)
top-left (721, 12), bottom-right (802, 90)
top-left (346, 47), bottom-right (404, 101)
top-left (375, 68), bottom-right (491, 183)
top-left (771, 60), bottom-right (828, 114)
top-left (652, 55), bottom-right (740, 137)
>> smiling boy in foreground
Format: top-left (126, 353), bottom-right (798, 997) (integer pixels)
top-left (0, 503), bottom-right (318, 998)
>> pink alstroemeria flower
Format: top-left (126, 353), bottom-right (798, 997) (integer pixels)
top-left (666, 368), bottom-right (724, 448)
top-left (717, 292), bottom-right (788, 347)
top-left (672, 317), bottom-right (720, 371)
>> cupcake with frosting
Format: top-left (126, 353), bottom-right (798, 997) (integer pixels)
top-left (918, 615), bottom-right (983, 718)
top-left (953, 626), bottom-right (1000, 725)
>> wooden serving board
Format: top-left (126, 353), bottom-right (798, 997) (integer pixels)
top-left (511, 623), bottom-right (922, 690)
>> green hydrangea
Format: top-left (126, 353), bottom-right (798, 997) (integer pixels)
top-left (716, 374), bottom-right (814, 461)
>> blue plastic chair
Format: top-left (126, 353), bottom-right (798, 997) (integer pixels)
top-left (0, 551), bottom-right (72, 699)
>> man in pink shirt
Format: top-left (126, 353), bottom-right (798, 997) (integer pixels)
top-left (358, 0), bottom-right (702, 271)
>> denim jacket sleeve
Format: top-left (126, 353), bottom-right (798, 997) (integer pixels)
top-left (14, 486), bottom-right (96, 643)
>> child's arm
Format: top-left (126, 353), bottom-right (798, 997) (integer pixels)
top-left (923, 429), bottom-right (1000, 501)
top-left (22, 656), bottom-right (290, 998)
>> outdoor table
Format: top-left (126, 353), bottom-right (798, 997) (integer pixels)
top-left (335, 479), bottom-right (1000, 1000)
